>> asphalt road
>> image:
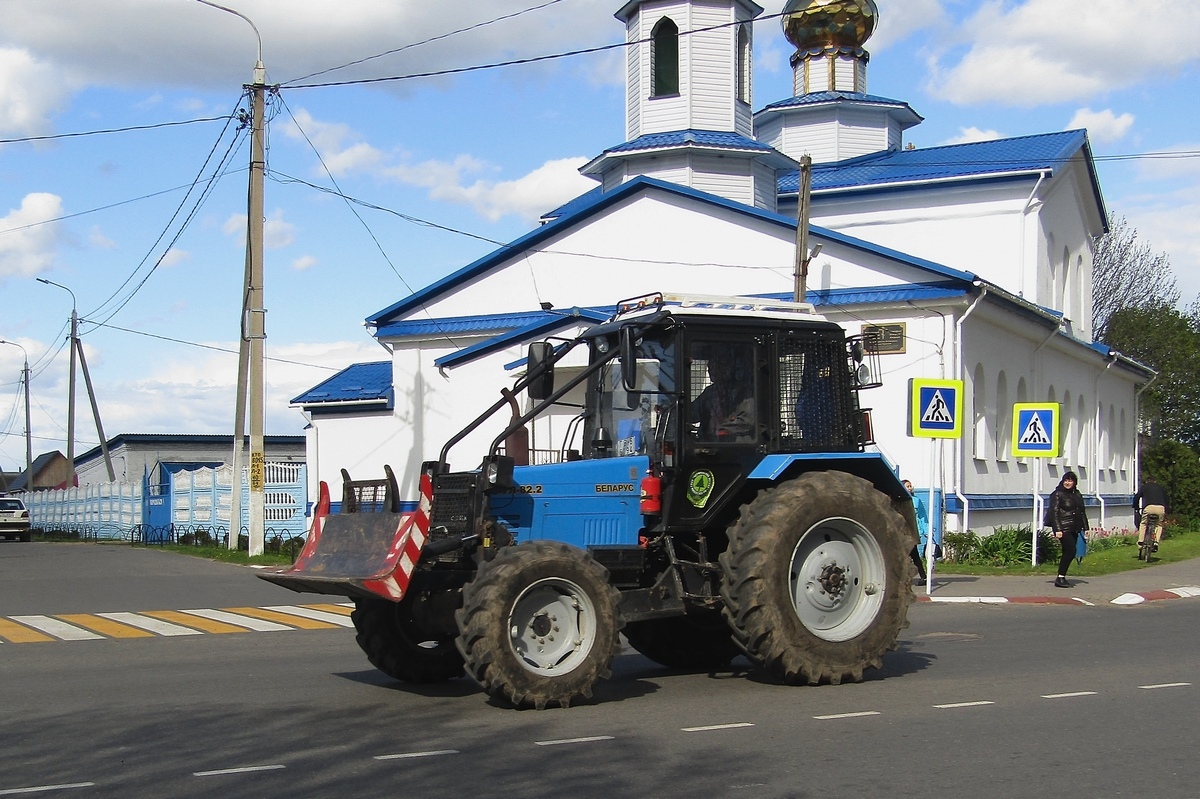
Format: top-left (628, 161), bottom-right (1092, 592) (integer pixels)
top-left (2, 543), bottom-right (1197, 799)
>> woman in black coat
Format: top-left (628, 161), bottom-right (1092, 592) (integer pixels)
top-left (1047, 471), bottom-right (1089, 588)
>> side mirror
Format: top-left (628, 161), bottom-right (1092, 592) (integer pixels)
top-left (620, 326), bottom-right (638, 392)
top-left (526, 341), bottom-right (554, 400)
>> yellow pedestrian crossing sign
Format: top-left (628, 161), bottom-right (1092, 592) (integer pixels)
top-left (1012, 403), bottom-right (1060, 457)
top-left (908, 379), bottom-right (964, 439)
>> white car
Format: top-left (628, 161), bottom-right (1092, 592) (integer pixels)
top-left (0, 497), bottom-right (31, 542)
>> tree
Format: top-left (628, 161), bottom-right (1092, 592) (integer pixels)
top-left (1092, 216), bottom-right (1179, 341)
top-left (1104, 302), bottom-right (1200, 449)
top-left (1141, 439), bottom-right (1200, 521)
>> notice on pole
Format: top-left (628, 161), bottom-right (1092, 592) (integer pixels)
top-left (250, 451), bottom-right (265, 491)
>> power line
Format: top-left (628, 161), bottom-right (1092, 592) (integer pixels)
top-left (85, 320), bottom-right (340, 372)
top-left (85, 92), bottom-right (249, 325)
top-left (282, 0), bottom-right (567, 86)
top-left (286, 12), bottom-right (787, 90)
top-left (0, 115), bottom-right (235, 146)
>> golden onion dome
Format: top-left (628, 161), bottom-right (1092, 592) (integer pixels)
top-left (781, 0), bottom-right (879, 51)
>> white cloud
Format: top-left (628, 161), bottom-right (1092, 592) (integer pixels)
top-left (1117, 187), bottom-right (1200, 305)
top-left (88, 226), bottom-right (117, 250)
top-left (0, 48), bottom-right (72, 137)
top-left (930, 0), bottom-right (1200, 106)
top-left (292, 255), bottom-right (317, 271)
top-left (0, 192), bottom-right (63, 281)
top-left (398, 157), bottom-right (595, 223)
top-left (264, 210), bottom-right (295, 250)
top-left (0, 1), bottom-right (619, 132)
top-left (282, 108), bottom-right (384, 177)
top-left (221, 209), bottom-right (295, 249)
top-left (159, 248), bottom-right (190, 268)
top-left (940, 127), bottom-right (1004, 146)
top-left (1067, 108), bottom-right (1134, 145)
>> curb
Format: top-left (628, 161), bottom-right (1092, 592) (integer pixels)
top-left (915, 585), bottom-right (1200, 606)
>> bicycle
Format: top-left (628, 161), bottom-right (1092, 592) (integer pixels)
top-left (1136, 511), bottom-right (1164, 563)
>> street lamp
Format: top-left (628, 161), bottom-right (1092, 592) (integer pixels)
top-left (36, 277), bottom-right (114, 483)
top-left (195, 0), bottom-right (268, 555)
top-left (0, 339), bottom-right (32, 483)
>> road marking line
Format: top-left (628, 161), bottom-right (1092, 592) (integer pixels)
top-left (10, 616), bottom-right (103, 641)
top-left (1041, 691), bottom-right (1098, 699)
top-left (142, 610), bottom-right (249, 634)
top-left (374, 749), bottom-right (460, 760)
top-left (1169, 586), bottom-right (1200, 598)
top-left (0, 618), bottom-right (55, 643)
top-left (305, 602), bottom-right (354, 617)
top-left (934, 701), bottom-right (995, 709)
top-left (928, 596), bottom-right (1008, 604)
top-left (180, 608), bottom-right (293, 632)
top-left (97, 612), bottom-right (202, 636)
top-left (0, 782), bottom-right (95, 795)
top-left (681, 722), bottom-right (755, 732)
top-left (225, 606), bottom-right (338, 629)
top-left (56, 614), bottom-right (154, 638)
top-left (813, 711), bottom-right (881, 720)
top-left (1138, 682), bottom-right (1191, 690)
top-left (534, 736), bottom-right (615, 746)
top-left (193, 765), bottom-right (285, 777)
top-left (265, 605), bottom-right (355, 627)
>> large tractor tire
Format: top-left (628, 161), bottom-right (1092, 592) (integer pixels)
top-left (352, 594), bottom-right (465, 683)
top-left (456, 540), bottom-right (622, 709)
top-left (718, 470), bottom-right (911, 686)
top-left (623, 611), bottom-right (742, 671)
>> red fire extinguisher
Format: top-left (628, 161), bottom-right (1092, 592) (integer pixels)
top-left (640, 473), bottom-right (662, 515)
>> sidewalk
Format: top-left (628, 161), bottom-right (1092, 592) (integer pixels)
top-left (914, 557), bottom-right (1200, 606)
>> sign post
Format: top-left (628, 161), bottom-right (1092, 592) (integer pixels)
top-left (907, 379), bottom-right (964, 594)
top-left (1011, 403), bottom-right (1061, 565)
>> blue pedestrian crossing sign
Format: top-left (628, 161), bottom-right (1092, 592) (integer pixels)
top-left (908, 379), bottom-right (964, 439)
top-left (1011, 403), bottom-right (1060, 458)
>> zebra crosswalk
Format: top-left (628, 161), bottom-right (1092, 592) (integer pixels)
top-left (0, 603), bottom-right (355, 643)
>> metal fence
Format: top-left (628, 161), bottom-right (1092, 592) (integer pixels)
top-left (24, 462), bottom-right (308, 544)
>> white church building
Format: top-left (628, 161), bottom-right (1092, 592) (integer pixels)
top-left (293, 0), bottom-right (1151, 536)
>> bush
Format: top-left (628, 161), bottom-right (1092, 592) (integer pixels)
top-left (942, 525), bottom-right (1059, 566)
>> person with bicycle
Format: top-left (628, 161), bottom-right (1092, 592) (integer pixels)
top-left (1133, 475), bottom-right (1169, 554)
top-left (1047, 471), bottom-right (1088, 589)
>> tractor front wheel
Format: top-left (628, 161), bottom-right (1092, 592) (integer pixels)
top-left (352, 594), bottom-right (465, 683)
top-left (456, 540), bottom-right (622, 709)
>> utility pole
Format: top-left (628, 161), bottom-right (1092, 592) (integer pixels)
top-left (197, 0), bottom-right (267, 555)
top-left (792, 154), bottom-right (814, 303)
top-left (0, 340), bottom-right (32, 480)
top-left (36, 279), bottom-right (115, 484)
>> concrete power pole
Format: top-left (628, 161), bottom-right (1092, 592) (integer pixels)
top-left (198, 1), bottom-right (268, 555)
top-left (792, 155), bottom-right (814, 303)
top-left (0, 340), bottom-right (32, 480)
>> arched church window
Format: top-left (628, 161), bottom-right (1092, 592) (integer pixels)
top-left (736, 24), bottom-right (751, 103)
top-left (995, 371), bottom-right (1010, 461)
top-left (972, 364), bottom-right (987, 459)
top-left (652, 17), bottom-right (680, 97)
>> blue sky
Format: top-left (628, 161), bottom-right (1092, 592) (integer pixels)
top-left (1, 0), bottom-right (1198, 471)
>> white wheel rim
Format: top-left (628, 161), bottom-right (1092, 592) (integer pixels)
top-left (508, 577), bottom-right (597, 675)
top-left (789, 517), bottom-right (885, 642)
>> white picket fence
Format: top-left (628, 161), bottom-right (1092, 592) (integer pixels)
top-left (24, 462), bottom-right (308, 542)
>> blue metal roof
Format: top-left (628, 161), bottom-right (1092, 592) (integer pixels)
top-left (604, 129), bottom-right (778, 155)
top-left (434, 307), bottom-right (611, 370)
top-left (760, 90), bottom-right (921, 117)
top-left (290, 361), bottom-right (393, 407)
top-left (375, 310), bottom-right (565, 340)
top-left (756, 282), bottom-right (969, 307)
top-left (780, 129), bottom-right (1092, 195)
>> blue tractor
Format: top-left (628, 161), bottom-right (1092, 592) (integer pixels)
top-left (262, 292), bottom-right (917, 709)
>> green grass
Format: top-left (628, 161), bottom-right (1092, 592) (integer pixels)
top-left (937, 526), bottom-right (1200, 577)
top-left (132, 542), bottom-right (297, 567)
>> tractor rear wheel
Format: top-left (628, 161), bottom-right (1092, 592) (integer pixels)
top-left (719, 470), bottom-right (911, 686)
top-left (623, 611), bottom-right (742, 671)
top-left (456, 540), bottom-right (622, 709)
top-left (352, 594), bottom-right (465, 683)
